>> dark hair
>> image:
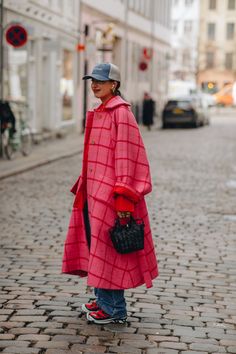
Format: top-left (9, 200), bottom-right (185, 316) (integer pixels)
top-left (112, 81), bottom-right (121, 96)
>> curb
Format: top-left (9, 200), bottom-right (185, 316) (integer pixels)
top-left (0, 148), bottom-right (82, 180)
top-left (0, 135), bottom-right (83, 180)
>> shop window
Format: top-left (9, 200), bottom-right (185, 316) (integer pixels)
top-left (5, 46), bottom-right (27, 101)
top-left (60, 49), bottom-right (74, 121)
top-left (201, 81), bottom-right (218, 93)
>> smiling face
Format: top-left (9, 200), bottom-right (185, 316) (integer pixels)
top-left (91, 79), bottom-right (117, 103)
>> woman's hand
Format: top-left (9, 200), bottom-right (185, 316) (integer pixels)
top-left (117, 211), bottom-right (131, 218)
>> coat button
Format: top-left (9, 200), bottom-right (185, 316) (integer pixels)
top-left (91, 140), bottom-right (95, 144)
top-left (89, 168), bottom-right (93, 172)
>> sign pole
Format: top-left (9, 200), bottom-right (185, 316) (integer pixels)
top-left (82, 24), bottom-right (89, 133)
top-left (0, 0), bottom-right (4, 101)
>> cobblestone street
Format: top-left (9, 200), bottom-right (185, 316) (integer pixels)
top-left (0, 112), bottom-right (236, 354)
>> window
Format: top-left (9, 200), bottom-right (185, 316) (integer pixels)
top-left (225, 53), bottom-right (233, 69)
top-left (207, 23), bottom-right (216, 40)
top-left (140, 0), bottom-right (146, 15)
top-left (185, 0), bottom-right (193, 5)
top-left (228, 0), bottom-right (235, 9)
top-left (184, 20), bottom-right (193, 34)
top-left (172, 20), bottom-right (178, 33)
top-left (209, 0), bottom-right (216, 9)
top-left (5, 46), bottom-right (27, 101)
top-left (206, 52), bottom-right (214, 68)
top-left (182, 50), bottom-right (191, 66)
top-left (128, 0), bottom-right (134, 8)
top-left (144, 0), bottom-right (151, 18)
top-left (60, 49), bottom-right (74, 121)
top-left (226, 23), bottom-right (235, 39)
top-left (201, 82), bottom-right (218, 93)
top-left (58, 0), bottom-right (63, 10)
top-left (134, 0), bottom-right (141, 12)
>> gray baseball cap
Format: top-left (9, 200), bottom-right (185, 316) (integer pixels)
top-left (83, 63), bottom-right (121, 82)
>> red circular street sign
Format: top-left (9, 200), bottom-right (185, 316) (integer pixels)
top-left (139, 61), bottom-right (148, 71)
top-left (6, 25), bottom-right (28, 48)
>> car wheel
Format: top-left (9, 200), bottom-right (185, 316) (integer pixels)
top-left (193, 119), bottom-right (200, 128)
top-left (162, 122), bottom-right (169, 129)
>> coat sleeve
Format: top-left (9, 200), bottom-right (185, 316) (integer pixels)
top-left (113, 107), bottom-right (152, 203)
top-left (114, 195), bottom-right (135, 212)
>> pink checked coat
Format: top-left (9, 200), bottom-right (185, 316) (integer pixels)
top-left (62, 96), bottom-right (158, 289)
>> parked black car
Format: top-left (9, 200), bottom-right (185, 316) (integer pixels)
top-left (162, 96), bottom-right (210, 128)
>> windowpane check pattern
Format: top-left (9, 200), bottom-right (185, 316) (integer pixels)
top-left (62, 97), bottom-right (158, 289)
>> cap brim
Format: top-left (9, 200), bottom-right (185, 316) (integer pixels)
top-left (82, 74), bottom-right (108, 81)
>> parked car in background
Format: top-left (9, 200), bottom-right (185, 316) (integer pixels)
top-left (162, 96), bottom-right (210, 128)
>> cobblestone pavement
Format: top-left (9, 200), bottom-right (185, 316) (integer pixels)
top-left (0, 113), bottom-right (236, 354)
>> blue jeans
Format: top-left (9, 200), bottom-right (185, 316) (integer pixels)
top-left (94, 288), bottom-right (127, 318)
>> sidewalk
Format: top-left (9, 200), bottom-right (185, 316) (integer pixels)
top-left (0, 123), bottom-right (159, 180)
top-left (0, 133), bottom-right (84, 180)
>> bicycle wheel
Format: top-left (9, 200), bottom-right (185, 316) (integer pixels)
top-left (4, 143), bottom-right (14, 160)
top-left (21, 129), bottom-right (32, 156)
top-left (2, 130), bottom-right (14, 160)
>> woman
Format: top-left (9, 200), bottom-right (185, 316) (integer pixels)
top-left (62, 63), bottom-right (158, 324)
top-left (142, 92), bottom-right (155, 131)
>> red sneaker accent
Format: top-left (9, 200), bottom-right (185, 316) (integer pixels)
top-left (87, 309), bottom-right (127, 324)
top-left (89, 309), bottom-right (111, 320)
top-left (81, 300), bottom-right (99, 313)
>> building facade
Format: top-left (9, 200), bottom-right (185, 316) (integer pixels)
top-left (2, 0), bottom-right (80, 135)
top-left (170, 0), bottom-right (200, 82)
top-left (79, 0), bottom-right (172, 125)
top-left (197, 0), bottom-right (236, 92)
top-left (2, 0), bottom-right (172, 135)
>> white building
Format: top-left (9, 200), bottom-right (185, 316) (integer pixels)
top-left (170, 0), bottom-right (200, 83)
top-left (3, 0), bottom-right (80, 136)
top-left (2, 0), bottom-right (172, 135)
top-left (79, 0), bottom-right (172, 125)
top-left (197, 0), bottom-right (236, 92)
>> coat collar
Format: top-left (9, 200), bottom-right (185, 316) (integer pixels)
top-left (88, 96), bottom-right (130, 113)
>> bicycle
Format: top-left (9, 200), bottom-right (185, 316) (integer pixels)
top-left (0, 100), bottom-right (32, 160)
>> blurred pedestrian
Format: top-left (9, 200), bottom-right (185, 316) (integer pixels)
top-left (62, 63), bottom-right (158, 324)
top-left (142, 92), bottom-right (155, 130)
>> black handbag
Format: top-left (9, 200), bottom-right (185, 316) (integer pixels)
top-left (109, 217), bottom-right (145, 254)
